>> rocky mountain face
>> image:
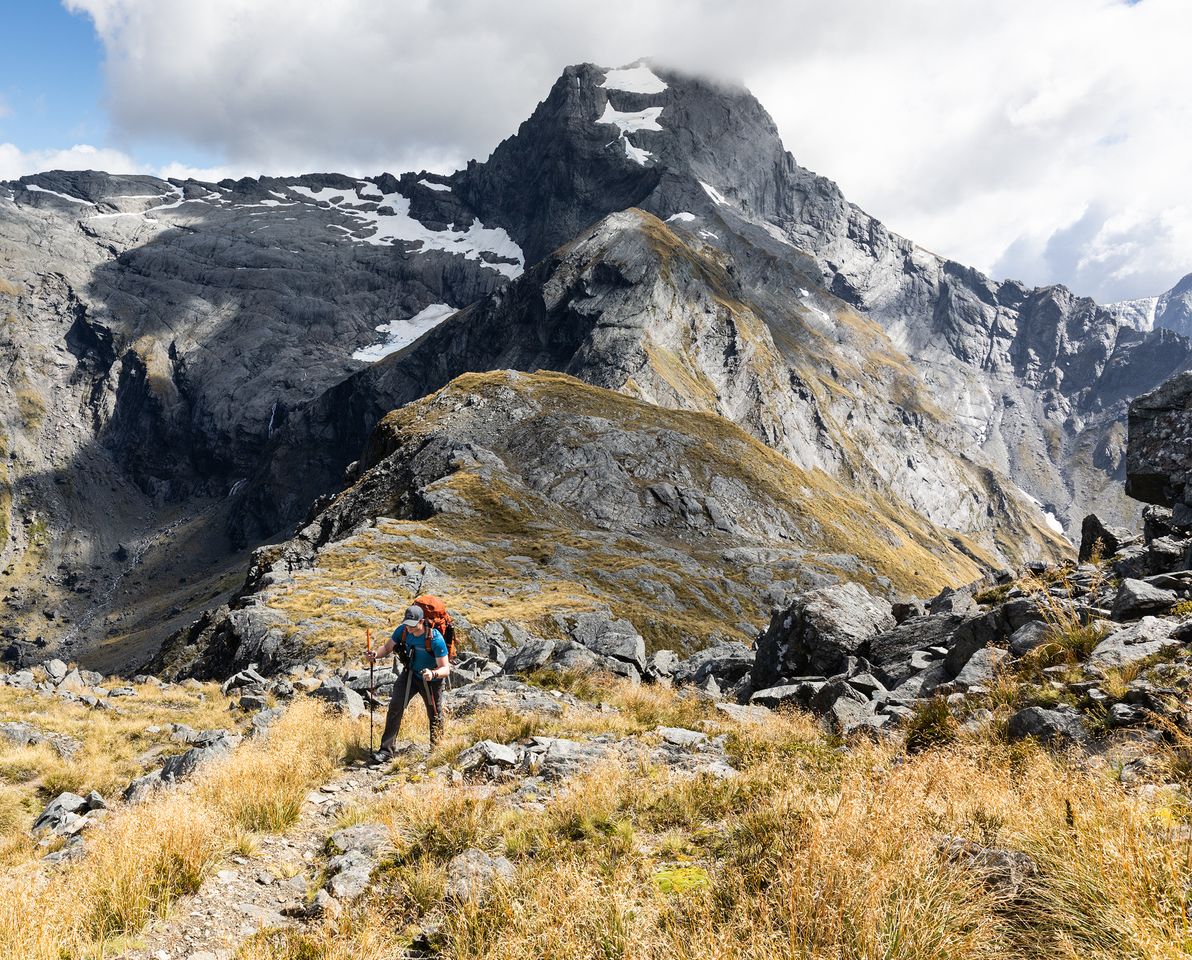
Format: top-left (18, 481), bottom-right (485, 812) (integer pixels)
top-left (1, 60), bottom-right (1187, 668)
top-left (153, 370), bottom-right (1002, 678)
top-left (1109, 272), bottom-right (1192, 339)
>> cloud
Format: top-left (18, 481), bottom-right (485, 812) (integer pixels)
top-left (49, 0), bottom-right (1192, 301)
top-left (0, 142), bottom-right (146, 180)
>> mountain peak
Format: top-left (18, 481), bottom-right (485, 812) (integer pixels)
top-left (454, 59), bottom-right (798, 264)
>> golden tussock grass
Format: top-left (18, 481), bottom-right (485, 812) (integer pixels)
top-left (237, 679), bottom-right (1192, 960)
top-left (0, 698), bottom-right (357, 959)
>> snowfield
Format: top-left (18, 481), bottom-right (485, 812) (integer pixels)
top-left (352, 302), bottom-right (458, 362)
top-left (600, 65), bottom-right (668, 94)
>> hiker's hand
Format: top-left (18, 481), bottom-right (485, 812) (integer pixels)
top-left (366, 651), bottom-right (377, 664)
top-left (421, 668), bottom-right (433, 681)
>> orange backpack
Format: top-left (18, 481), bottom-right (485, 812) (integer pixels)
top-left (414, 594), bottom-right (457, 660)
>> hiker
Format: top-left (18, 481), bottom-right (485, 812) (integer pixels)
top-left (369, 602), bottom-right (450, 756)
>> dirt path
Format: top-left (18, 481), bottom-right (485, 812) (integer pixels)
top-left (114, 757), bottom-right (394, 960)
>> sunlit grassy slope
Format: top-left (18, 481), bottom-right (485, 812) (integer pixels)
top-left (261, 370), bottom-right (1002, 665)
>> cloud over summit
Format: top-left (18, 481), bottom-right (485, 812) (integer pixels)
top-left (37, 0), bottom-right (1192, 301)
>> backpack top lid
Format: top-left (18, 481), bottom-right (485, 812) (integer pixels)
top-left (411, 594), bottom-right (456, 658)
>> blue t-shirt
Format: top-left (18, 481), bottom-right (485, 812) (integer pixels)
top-left (393, 626), bottom-right (448, 675)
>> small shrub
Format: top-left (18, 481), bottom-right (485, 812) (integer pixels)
top-left (904, 698), bottom-right (957, 754)
top-left (1171, 600), bottom-right (1192, 618)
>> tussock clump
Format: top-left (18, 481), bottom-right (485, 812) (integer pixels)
top-left (0, 698), bottom-right (355, 958)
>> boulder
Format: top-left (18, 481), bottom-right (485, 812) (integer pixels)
top-left (32, 792), bottom-right (89, 834)
top-left (868, 614), bottom-right (967, 687)
top-left (645, 649), bottom-right (679, 680)
top-left (328, 824), bottom-right (392, 858)
top-left (0, 721), bottom-right (81, 759)
top-left (1089, 617), bottom-right (1179, 668)
top-left (457, 740), bottom-right (521, 773)
top-left (56, 669), bottom-right (87, 694)
top-left (1006, 707), bottom-right (1087, 746)
top-left (671, 642), bottom-right (755, 689)
top-left (752, 583), bottom-right (895, 688)
top-left (502, 639), bottom-right (557, 675)
top-left (943, 611), bottom-right (1007, 676)
top-left (560, 612), bottom-right (647, 674)
top-left (42, 659), bottom-right (68, 682)
top-left (160, 731), bottom-right (242, 783)
top-left (656, 726), bottom-right (707, 748)
top-left (1126, 370), bottom-right (1192, 512)
top-left (749, 681), bottom-right (824, 710)
top-left (1008, 621), bottom-right (1053, 658)
top-left (326, 849), bottom-right (376, 900)
top-left (525, 737), bottom-right (611, 780)
top-left (1078, 514), bottom-right (1136, 562)
top-left (952, 647), bottom-right (1008, 690)
top-left (221, 665), bottom-right (269, 695)
top-left (445, 848), bottom-right (515, 904)
top-left (309, 678), bottom-right (366, 720)
top-left (1111, 579), bottom-right (1179, 620)
top-left (888, 661), bottom-right (950, 701)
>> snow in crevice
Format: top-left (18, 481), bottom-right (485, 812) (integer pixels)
top-left (418, 179), bottom-right (451, 193)
top-left (600, 65), bottom-right (668, 94)
top-left (23, 183), bottom-right (95, 205)
top-left (699, 229), bottom-right (719, 241)
top-left (1016, 487), bottom-right (1065, 535)
top-left (667, 212), bottom-right (696, 223)
top-left (596, 103), bottom-right (662, 167)
top-left (353, 303), bottom-right (457, 362)
top-left (621, 138), bottom-right (653, 165)
top-left (700, 181), bottom-right (729, 206)
top-left (282, 181), bottom-right (523, 277)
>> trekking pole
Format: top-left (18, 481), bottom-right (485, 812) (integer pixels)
top-left (398, 650), bottom-right (414, 739)
top-left (420, 671), bottom-right (441, 735)
top-left (366, 629), bottom-right (374, 753)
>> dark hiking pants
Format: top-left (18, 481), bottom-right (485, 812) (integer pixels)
top-left (379, 669), bottom-right (444, 750)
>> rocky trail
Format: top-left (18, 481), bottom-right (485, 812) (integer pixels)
top-left (111, 751), bottom-right (408, 960)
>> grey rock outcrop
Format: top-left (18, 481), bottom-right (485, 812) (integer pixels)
top-left (1006, 707), bottom-right (1088, 746)
top-left (753, 584), bottom-right (895, 688)
top-left (1089, 617), bottom-right (1179, 668)
top-left (445, 848), bottom-right (516, 904)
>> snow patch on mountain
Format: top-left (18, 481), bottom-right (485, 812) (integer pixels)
top-left (667, 212), bottom-right (696, 223)
top-left (700, 181), bottom-right (728, 206)
top-left (597, 103), bottom-right (663, 134)
top-left (23, 183), bottom-right (94, 205)
top-left (1018, 487), bottom-right (1065, 535)
top-left (352, 303), bottom-right (457, 362)
top-left (418, 179), bottom-right (451, 193)
top-left (600, 65), bottom-right (668, 94)
top-left (283, 182), bottom-right (523, 278)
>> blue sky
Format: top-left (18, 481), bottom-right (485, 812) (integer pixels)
top-left (1, 0), bottom-right (1188, 304)
top-left (1, 3), bottom-right (104, 148)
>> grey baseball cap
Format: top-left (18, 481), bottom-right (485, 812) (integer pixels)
top-left (400, 604), bottom-right (425, 628)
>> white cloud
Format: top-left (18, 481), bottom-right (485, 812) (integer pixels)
top-left (46, 0), bottom-right (1192, 300)
top-left (0, 142), bottom-right (146, 180)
